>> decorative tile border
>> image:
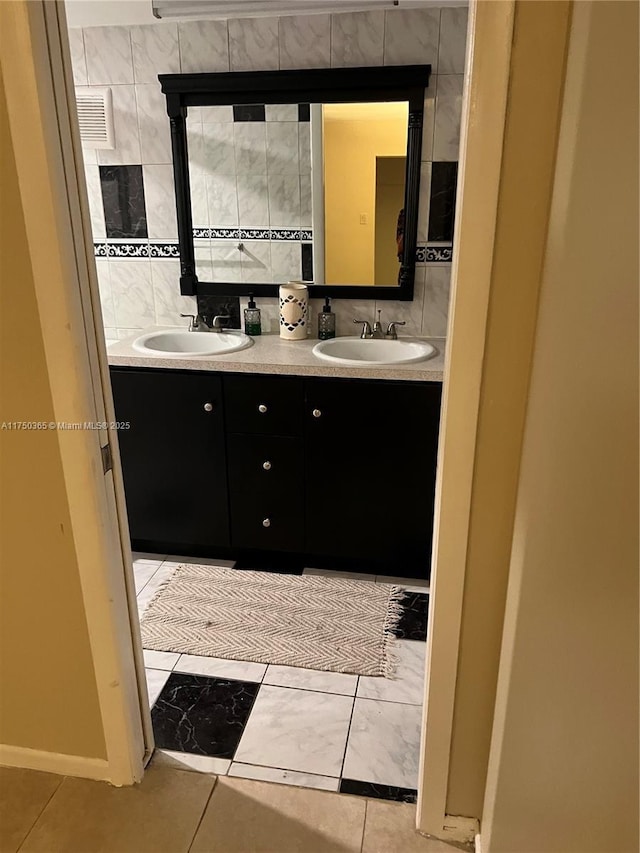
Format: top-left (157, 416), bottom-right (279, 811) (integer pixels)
top-left (193, 227), bottom-right (313, 242)
top-left (416, 245), bottom-right (453, 263)
top-left (94, 241), bottom-right (452, 264)
top-left (94, 242), bottom-right (180, 259)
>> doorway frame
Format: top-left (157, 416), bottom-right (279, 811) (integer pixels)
top-left (0, 0), bottom-right (515, 838)
top-left (0, 0), bottom-right (153, 783)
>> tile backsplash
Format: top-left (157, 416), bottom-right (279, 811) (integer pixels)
top-left (70, 7), bottom-right (467, 342)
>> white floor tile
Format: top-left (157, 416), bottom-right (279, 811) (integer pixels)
top-left (357, 641), bottom-right (425, 705)
top-left (143, 650), bottom-right (180, 671)
top-left (133, 560), bottom-right (162, 593)
top-left (234, 685), bottom-right (354, 777)
top-left (153, 749), bottom-right (230, 775)
top-left (263, 664), bottom-right (357, 696)
top-left (342, 698), bottom-right (422, 789)
top-left (376, 575), bottom-right (430, 593)
top-left (137, 564), bottom-right (177, 614)
top-left (132, 551), bottom-right (167, 561)
top-left (303, 568), bottom-right (377, 582)
top-left (163, 554), bottom-right (236, 568)
top-left (174, 654), bottom-right (267, 683)
top-left (228, 762), bottom-right (339, 792)
top-left (145, 668), bottom-right (171, 708)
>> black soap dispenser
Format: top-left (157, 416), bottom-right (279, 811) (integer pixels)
top-left (317, 297), bottom-right (336, 340)
top-left (244, 293), bottom-right (262, 336)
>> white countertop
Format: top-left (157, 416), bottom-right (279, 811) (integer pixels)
top-left (107, 327), bottom-right (446, 383)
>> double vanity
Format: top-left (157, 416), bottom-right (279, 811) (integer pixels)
top-left (106, 61), bottom-right (445, 579)
top-left (109, 329), bottom-right (443, 579)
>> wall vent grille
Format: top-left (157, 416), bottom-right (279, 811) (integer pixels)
top-left (76, 87), bottom-right (115, 149)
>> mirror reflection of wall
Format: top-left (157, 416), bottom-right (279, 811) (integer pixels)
top-left (321, 102), bottom-right (408, 286)
top-left (187, 103), bottom-right (313, 286)
top-left (186, 100), bottom-right (409, 288)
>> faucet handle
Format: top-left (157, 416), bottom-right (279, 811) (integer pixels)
top-left (353, 318), bottom-right (372, 338)
top-left (385, 321), bottom-right (406, 340)
top-left (211, 314), bottom-right (230, 331)
top-left (180, 313), bottom-right (197, 331)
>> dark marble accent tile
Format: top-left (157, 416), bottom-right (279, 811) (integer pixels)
top-left (339, 779), bottom-right (417, 803)
top-left (233, 554), bottom-right (304, 574)
top-left (99, 165), bottom-right (147, 239)
top-left (393, 591), bottom-right (429, 641)
top-left (233, 104), bottom-right (266, 122)
top-left (301, 243), bottom-right (313, 282)
top-left (196, 295), bottom-right (241, 329)
top-left (427, 162), bottom-right (458, 243)
top-left (298, 103), bottom-right (310, 122)
top-left (151, 673), bottom-right (259, 758)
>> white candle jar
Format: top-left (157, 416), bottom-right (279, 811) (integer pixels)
top-left (279, 281), bottom-right (309, 340)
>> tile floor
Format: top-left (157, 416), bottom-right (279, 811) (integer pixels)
top-left (0, 764), bottom-right (464, 853)
top-left (134, 553), bottom-right (430, 804)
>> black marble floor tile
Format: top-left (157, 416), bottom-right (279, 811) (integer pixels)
top-left (393, 591), bottom-right (429, 641)
top-left (151, 673), bottom-right (260, 758)
top-left (339, 779), bottom-right (417, 804)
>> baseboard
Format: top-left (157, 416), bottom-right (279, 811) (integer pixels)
top-left (475, 832), bottom-right (482, 852)
top-left (0, 743), bottom-right (110, 780)
top-left (440, 814), bottom-right (480, 844)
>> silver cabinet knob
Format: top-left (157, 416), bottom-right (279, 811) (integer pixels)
top-left (203, 402), bottom-right (213, 412)
top-left (312, 408), bottom-right (322, 418)
top-left (262, 461), bottom-right (272, 471)
top-left (258, 404), bottom-right (268, 413)
top-left (262, 518), bottom-right (271, 528)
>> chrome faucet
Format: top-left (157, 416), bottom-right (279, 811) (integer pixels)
top-left (353, 310), bottom-right (386, 339)
top-left (211, 314), bottom-right (230, 333)
top-left (180, 313), bottom-right (209, 332)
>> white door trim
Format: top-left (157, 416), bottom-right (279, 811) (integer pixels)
top-left (0, 0), bottom-right (151, 784)
top-left (416, 0), bottom-right (515, 837)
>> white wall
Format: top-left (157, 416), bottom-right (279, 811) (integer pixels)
top-left (481, 2), bottom-right (639, 850)
top-left (67, 7), bottom-right (467, 337)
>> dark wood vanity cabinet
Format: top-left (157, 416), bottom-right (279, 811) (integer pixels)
top-left (305, 378), bottom-right (442, 570)
top-left (110, 368), bottom-right (230, 551)
top-left (110, 368), bottom-right (441, 576)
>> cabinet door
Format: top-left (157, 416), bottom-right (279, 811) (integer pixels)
top-left (110, 368), bottom-right (230, 550)
top-left (305, 378), bottom-right (441, 574)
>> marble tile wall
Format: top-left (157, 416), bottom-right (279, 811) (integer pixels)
top-left (70, 6), bottom-right (467, 341)
top-left (186, 104), bottom-right (311, 286)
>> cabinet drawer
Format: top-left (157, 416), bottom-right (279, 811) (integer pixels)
top-left (224, 374), bottom-right (304, 436)
top-left (228, 435), bottom-right (303, 499)
top-left (228, 435), bottom-right (304, 552)
top-left (230, 505), bottom-right (304, 552)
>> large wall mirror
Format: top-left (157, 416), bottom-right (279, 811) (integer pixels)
top-left (160, 65), bottom-right (430, 301)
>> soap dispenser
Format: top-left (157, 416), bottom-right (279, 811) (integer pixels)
top-left (317, 297), bottom-right (336, 340)
top-left (244, 293), bottom-right (262, 336)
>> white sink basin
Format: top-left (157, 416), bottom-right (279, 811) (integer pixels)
top-left (312, 336), bottom-right (436, 366)
top-left (132, 329), bottom-right (253, 357)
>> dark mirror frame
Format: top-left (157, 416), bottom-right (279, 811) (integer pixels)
top-left (159, 64), bottom-right (431, 301)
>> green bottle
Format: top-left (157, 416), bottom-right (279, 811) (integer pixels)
top-left (244, 294), bottom-right (262, 336)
